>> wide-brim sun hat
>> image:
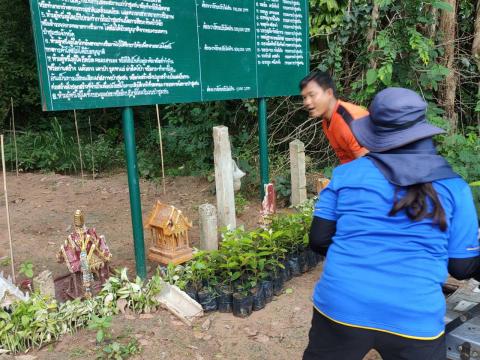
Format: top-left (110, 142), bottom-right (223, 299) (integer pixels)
top-left (351, 87), bottom-right (446, 153)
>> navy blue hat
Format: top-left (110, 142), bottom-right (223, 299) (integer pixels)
top-left (351, 88), bottom-right (445, 153)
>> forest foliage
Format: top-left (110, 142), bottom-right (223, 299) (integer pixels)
top-left (0, 0), bottom-right (479, 206)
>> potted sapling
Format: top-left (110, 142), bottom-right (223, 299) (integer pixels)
top-left (195, 251), bottom-right (219, 312)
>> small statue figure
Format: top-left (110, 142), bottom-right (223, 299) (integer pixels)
top-left (259, 183), bottom-right (276, 228)
top-left (56, 210), bottom-right (111, 300)
top-left (232, 160), bottom-right (246, 192)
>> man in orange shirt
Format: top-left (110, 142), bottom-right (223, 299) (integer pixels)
top-left (300, 70), bottom-right (369, 164)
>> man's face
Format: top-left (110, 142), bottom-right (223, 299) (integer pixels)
top-left (301, 81), bottom-right (334, 119)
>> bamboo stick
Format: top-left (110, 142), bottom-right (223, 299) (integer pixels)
top-left (9, 110), bottom-right (13, 172)
top-left (88, 116), bottom-right (95, 179)
top-left (155, 105), bottom-right (166, 195)
top-left (73, 110), bottom-right (85, 181)
top-left (10, 98), bottom-right (18, 176)
top-left (1, 135), bottom-right (15, 282)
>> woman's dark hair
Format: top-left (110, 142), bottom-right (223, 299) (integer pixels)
top-left (389, 183), bottom-right (447, 231)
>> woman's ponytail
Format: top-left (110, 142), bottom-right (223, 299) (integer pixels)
top-left (389, 183), bottom-right (447, 231)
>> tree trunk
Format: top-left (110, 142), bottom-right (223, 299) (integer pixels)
top-left (472, 0), bottom-right (480, 59)
top-left (366, 3), bottom-right (380, 69)
top-left (427, 5), bottom-right (438, 39)
top-left (439, 0), bottom-right (458, 132)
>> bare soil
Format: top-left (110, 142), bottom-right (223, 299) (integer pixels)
top-left (0, 172), bottom-right (380, 360)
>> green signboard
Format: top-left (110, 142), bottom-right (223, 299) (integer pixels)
top-left (29, 0), bottom-right (309, 111)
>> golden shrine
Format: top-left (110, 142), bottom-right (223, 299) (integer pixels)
top-left (145, 201), bottom-right (193, 265)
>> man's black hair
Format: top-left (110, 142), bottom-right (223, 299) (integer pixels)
top-left (299, 70), bottom-right (337, 98)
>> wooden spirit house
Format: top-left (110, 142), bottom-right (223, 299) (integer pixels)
top-left (145, 201), bottom-right (193, 265)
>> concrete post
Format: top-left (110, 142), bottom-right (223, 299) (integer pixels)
top-left (289, 140), bottom-right (307, 206)
top-left (213, 126), bottom-right (236, 229)
top-left (33, 270), bottom-right (55, 298)
top-left (199, 204), bottom-right (218, 251)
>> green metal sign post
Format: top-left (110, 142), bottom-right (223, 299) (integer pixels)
top-left (29, 0), bottom-right (309, 278)
top-left (258, 98), bottom-right (269, 198)
top-left (122, 107), bottom-right (147, 279)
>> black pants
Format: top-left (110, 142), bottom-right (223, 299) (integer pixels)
top-left (303, 309), bottom-right (446, 360)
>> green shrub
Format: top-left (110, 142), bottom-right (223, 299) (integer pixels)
top-left (437, 130), bottom-right (480, 183)
top-left (0, 269), bottom-right (163, 353)
top-left (470, 182), bottom-right (480, 220)
top-left (4, 119), bottom-right (124, 175)
top-left (437, 130), bottom-right (480, 217)
top-left (165, 203), bottom-right (315, 295)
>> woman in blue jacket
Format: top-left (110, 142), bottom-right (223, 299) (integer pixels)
top-left (304, 88), bottom-right (479, 360)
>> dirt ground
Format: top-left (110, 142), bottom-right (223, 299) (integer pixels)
top-left (0, 172), bottom-right (264, 276)
top-left (0, 172), bottom-right (381, 360)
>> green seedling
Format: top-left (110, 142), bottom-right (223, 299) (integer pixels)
top-left (0, 257), bottom-right (11, 267)
top-left (88, 315), bottom-right (113, 343)
top-left (19, 261), bottom-right (34, 278)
